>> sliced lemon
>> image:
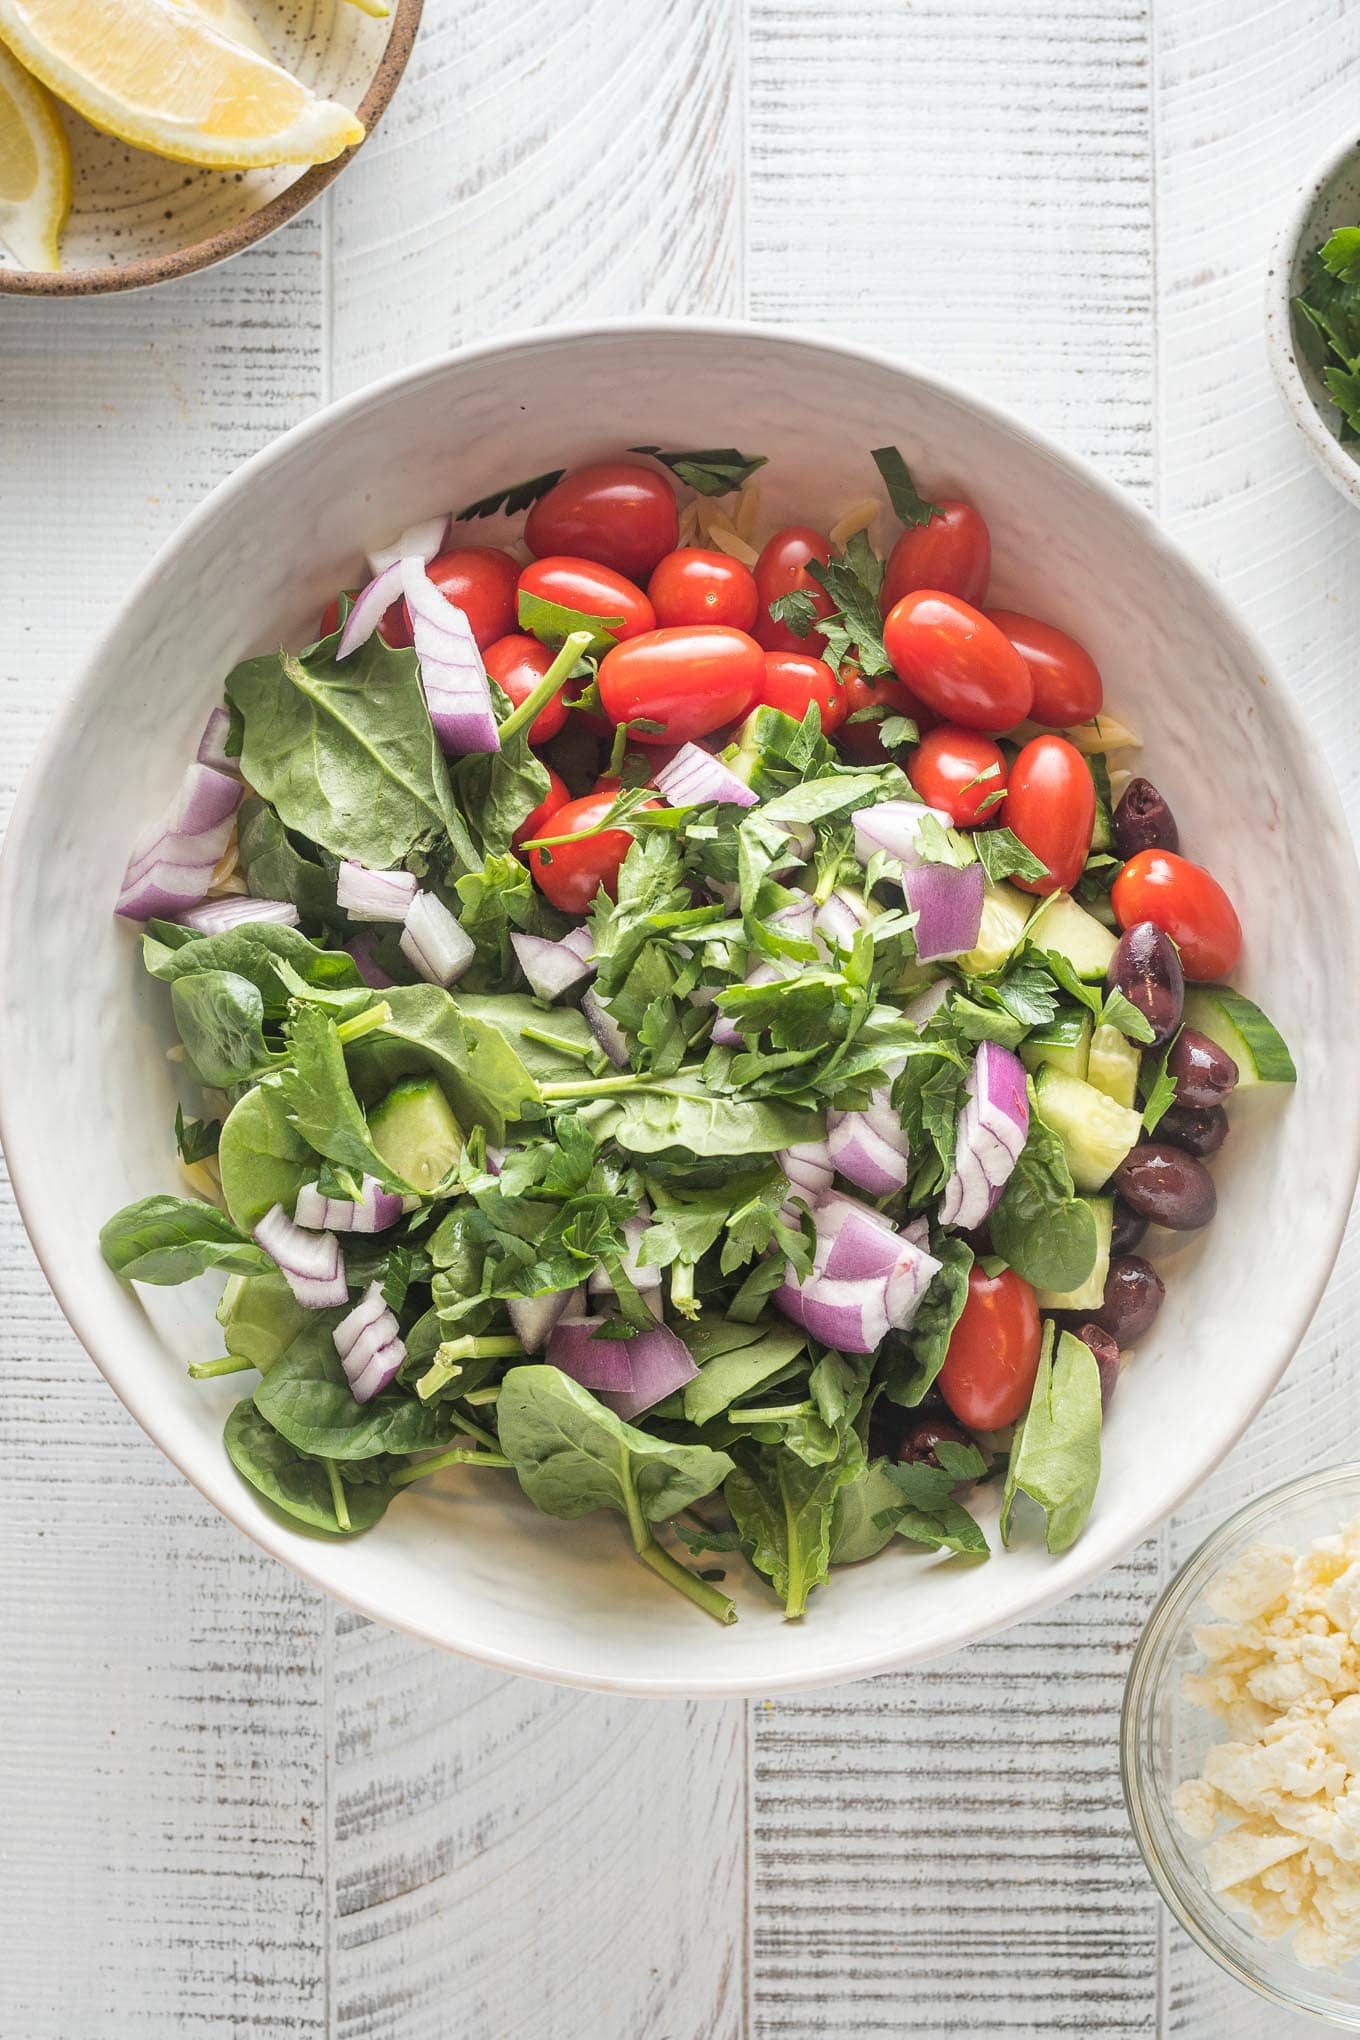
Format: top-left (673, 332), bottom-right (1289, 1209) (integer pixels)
top-left (180, 0), bottom-right (273, 62)
top-left (0, 39), bottom-right (70, 271)
top-left (342, 0), bottom-right (392, 14)
top-left (0, 0), bottom-right (365, 169)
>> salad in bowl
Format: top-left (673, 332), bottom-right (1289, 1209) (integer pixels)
top-left (98, 441), bottom-right (1294, 1629)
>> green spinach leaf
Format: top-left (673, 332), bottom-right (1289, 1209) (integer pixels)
top-left (497, 1365), bottom-right (733, 1524)
top-left (235, 796), bottom-right (343, 925)
top-left (224, 1400), bottom-right (395, 1535)
top-left (885, 1234), bottom-right (974, 1406)
top-left (1000, 1325), bottom-right (1102, 1554)
top-left (100, 1194), bottom-right (272, 1284)
top-left (255, 1318), bottom-right (453, 1460)
top-left (346, 985), bottom-right (543, 1146)
top-left (171, 970), bottom-right (280, 1088)
top-left (988, 1086), bottom-right (1098, 1292)
top-left (218, 1075), bottom-right (317, 1232)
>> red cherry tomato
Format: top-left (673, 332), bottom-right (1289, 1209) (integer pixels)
top-left (907, 725), bottom-right (1007, 828)
top-left (394, 548), bottom-right (520, 653)
top-left (512, 765), bottom-right (569, 852)
top-left (987, 609), bottom-right (1103, 727)
top-left (482, 634), bottom-right (569, 744)
top-left (517, 556), bottom-right (655, 643)
top-left (526, 791), bottom-right (656, 913)
top-left (937, 1265), bottom-right (1042, 1431)
top-left (883, 590), bottom-right (1033, 732)
top-left (833, 666), bottom-right (937, 759)
top-left (648, 548), bottom-right (759, 631)
top-left (1002, 735), bottom-right (1096, 895)
top-left (880, 500), bottom-right (991, 612)
top-left (596, 626), bottom-right (764, 745)
top-left (524, 462), bottom-right (679, 583)
top-left (1112, 850), bottom-right (1242, 981)
top-left (753, 526), bottom-right (835, 654)
top-left (758, 651), bottom-right (847, 735)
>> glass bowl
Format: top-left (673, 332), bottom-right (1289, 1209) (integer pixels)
top-left (1123, 1465), bottom-right (1360, 2025)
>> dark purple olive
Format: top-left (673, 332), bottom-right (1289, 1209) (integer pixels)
top-left (1107, 919), bottom-right (1184, 1047)
top-left (1111, 1142), bottom-right (1217, 1229)
top-left (1111, 1198), bottom-right (1149, 1256)
top-left (1156, 1103), bottom-right (1229, 1159)
top-left (1075, 1322), bottom-right (1121, 1408)
top-left (1113, 776), bottom-right (1179, 858)
top-left (1090, 1255), bottom-right (1165, 1346)
top-left (1167, 1026), bottom-right (1238, 1109)
top-left (897, 1414), bottom-right (976, 1469)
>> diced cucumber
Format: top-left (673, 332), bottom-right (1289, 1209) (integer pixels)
top-left (1033, 1064), bottom-right (1142, 1191)
top-left (1037, 1197), bottom-right (1113, 1311)
top-left (367, 1076), bottom-right (463, 1192)
top-left (1183, 986), bottom-right (1297, 1088)
top-left (958, 880), bottom-right (1034, 975)
top-left (217, 1271), bottom-right (308, 1373)
top-left (1020, 1009), bottom-right (1092, 1081)
top-left (1087, 1022), bottom-right (1140, 1108)
top-left (1026, 891), bottom-right (1117, 980)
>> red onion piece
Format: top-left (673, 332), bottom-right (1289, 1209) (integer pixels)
top-left (345, 931), bottom-right (395, 989)
top-left (587, 1212), bottom-right (660, 1295)
top-left (901, 860), bottom-right (985, 961)
top-left (902, 1214), bottom-right (932, 1252)
top-left (902, 979), bottom-right (952, 1029)
top-left (173, 896), bottom-right (300, 935)
top-left (196, 706), bottom-right (239, 777)
top-left (939, 1040), bottom-right (1029, 1228)
top-left (337, 560), bottom-right (405, 659)
top-left (365, 514), bottom-right (450, 578)
top-left (511, 930), bottom-right (596, 1001)
top-left (813, 888), bottom-right (872, 948)
top-left (769, 893), bottom-right (819, 945)
top-left (254, 1202), bottom-right (347, 1310)
top-left (337, 859), bottom-right (419, 924)
top-left (295, 1174), bottom-right (404, 1235)
top-left (774, 1268), bottom-right (890, 1354)
top-left (402, 558), bottom-right (500, 755)
top-left (653, 743), bottom-right (759, 809)
top-left (779, 1140), bottom-right (835, 1212)
top-left (852, 800), bottom-right (953, 869)
top-left (334, 1281), bottom-right (405, 1402)
top-left (400, 890), bottom-right (475, 987)
top-left (559, 925), bottom-right (595, 963)
top-left (507, 1286), bottom-right (580, 1353)
top-left (769, 820), bottom-right (815, 875)
top-left (547, 1315), bottom-right (637, 1393)
top-left (816, 1198), bottom-right (902, 1284)
top-left (116, 761), bottom-right (244, 920)
top-left (827, 1085), bottom-right (911, 1195)
top-left (885, 1238), bottom-right (942, 1330)
top-left (598, 1323), bottom-right (699, 1421)
top-left (582, 987), bottom-right (629, 1068)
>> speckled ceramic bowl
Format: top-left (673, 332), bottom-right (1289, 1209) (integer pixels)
top-left (2, 323), bottom-right (1357, 1696)
top-left (1266, 130), bottom-right (1360, 509)
top-left (0, 0), bottom-right (421, 298)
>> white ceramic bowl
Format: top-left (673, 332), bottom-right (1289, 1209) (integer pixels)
top-left (1266, 129), bottom-right (1360, 509)
top-left (2, 322), bottom-right (1356, 1697)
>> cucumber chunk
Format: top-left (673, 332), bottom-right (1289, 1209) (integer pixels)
top-left (368, 1076), bottom-right (463, 1192)
top-left (1037, 1197), bottom-right (1113, 1311)
top-left (1183, 986), bottom-right (1296, 1088)
top-left (1020, 1009), bottom-right (1092, 1081)
top-left (1087, 1022), bottom-right (1140, 1108)
top-left (1026, 892), bottom-right (1117, 980)
top-left (1033, 1064), bottom-right (1142, 1191)
top-left (959, 880), bottom-right (1034, 975)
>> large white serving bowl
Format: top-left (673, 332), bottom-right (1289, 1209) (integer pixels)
top-left (2, 323), bottom-right (1355, 1697)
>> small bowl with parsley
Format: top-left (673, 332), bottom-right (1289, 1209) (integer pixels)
top-left (1268, 132), bottom-right (1360, 508)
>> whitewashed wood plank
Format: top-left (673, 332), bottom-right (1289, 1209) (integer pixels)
top-left (0, 221), bottom-right (332, 2038)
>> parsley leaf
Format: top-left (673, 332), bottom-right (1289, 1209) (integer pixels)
top-left (1099, 987), bottom-right (1156, 1046)
top-left (768, 589), bottom-right (818, 638)
top-left (174, 1104), bottom-right (221, 1165)
top-left (628, 446), bottom-right (767, 496)
top-left (518, 589), bottom-right (623, 658)
top-left (878, 1440), bottom-right (990, 1555)
top-left (975, 827), bottom-right (1050, 887)
top-left (807, 554), bottom-right (892, 677)
top-left (1139, 1038), bottom-right (1178, 1133)
top-left (455, 469), bottom-right (564, 520)
top-left (871, 445), bottom-right (943, 528)
top-left (1322, 226), bottom-right (1360, 282)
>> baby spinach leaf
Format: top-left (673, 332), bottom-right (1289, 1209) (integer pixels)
top-left (871, 445), bottom-right (942, 528)
top-left (100, 1195), bottom-right (272, 1285)
top-left (446, 684), bottom-right (552, 861)
top-left (144, 921), bottom-right (362, 1014)
top-left (255, 1318), bottom-right (453, 1460)
top-left (885, 1234), bottom-right (974, 1407)
top-left (497, 1365), bottom-right (733, 1522)
top-left (224, 1400), bottom-right (395, 1536)
top-left (281, 1005), bottom-right (415, 1195)
top-left (346, 985), bottom-right (543, 1146)
top-left (235, 796), bottom-right (343, 925)
top-left (175, 1105), bottom-right (220, 1165)
top-left (218, 1076), bottom-right (317, 1232)
top-left (217, 1270), bottom-right (309, 1371)
top-left (455, 468), bottom-right (564, 520)
top-left (609, 1084), bottom-right (823, 1159)
top-left (829, 1459), bottom-right (915, 1565)
top-left (725, 1431), bottom-right (864, 1618)
top-left (1001, 1325), bottom-right (1102, 1554)
top-left (988, 1086), bottom-right (1098, 1293)
top-left (681, 1320), bottom-right (807, 1428)
top-left (170, 970), bottom-right (280, 1088)
top-left (628, 445), bottom-right (767, 495)
top-left (454, 852), bottom-right (542, 982)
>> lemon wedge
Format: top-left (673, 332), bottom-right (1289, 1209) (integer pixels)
top-left (181, 0), bottom-right (273, 62)
top-left (342, 0), bottom-right (392, 14)
top-left (0, 0), bottom-right (365, 169)
top-left (0, 38), bottom-right (69, 271)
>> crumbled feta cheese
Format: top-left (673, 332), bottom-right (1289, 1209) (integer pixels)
top-left (1174, 1515), bottom-right (1360, 1973)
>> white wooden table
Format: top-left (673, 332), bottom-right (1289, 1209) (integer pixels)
top-left (3, 3), bottom-right (1359, 2033)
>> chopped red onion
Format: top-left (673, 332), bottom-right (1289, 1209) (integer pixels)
top-left (547, 1314), bottom-right (637, 1393)
top-left (902, 1214), bottom-right (932, 1252)
top-left (711, 958), bottom-right (789, 1049)
top-left (885, 1238), bottom-right (942, 1330)
top-left (769, 893), bottom-right (818, 943)
top-left (173, 896), bottom-right (300, 935)
top-left (588, 1212), bottom-right (661, 1295)
top-left (939, 1040), bottom-right (1030, 1228)
top-left (813, 888), bottom-right (873, 948)
top-left (336, 559), bottom-right (405, 659)
top-left (768, 820), bottom-right (815, 875)
top-left (365, 515), bottom-right (450, 578)
top-left (254, 1202), bottom-right (347, 1310)
top-left (901, 860), bottom-right (985, 961)
top-left (402, 558), bottom-right (500, 755)
top-left (778, 1140), bottom-right (835, 1213)
top-left (511, 930), bottom-right (596, 1001)
top-left (852, 800), bottom-right (952, 869)
top-left (653, 743), bottom-right (759, 809)
top-left (295, 1173), bottom-right (404, 1235)
top-left (774, 1268), bottom-right (890, 1354)
top-left (902, 978), bottom-right (952, 1029)
top-left (827, 1085), bottom-right (911, 1195)
top-left (337, 859), bottom-right (419, 923)
top-left (507, 1286), bottom-right (579, 1353)
top-left (582, 987), bottom-right (629, 1067)
top-left (116, 761), bottom-right (244, 920)
top-left (345, 931), bottom-right (395, 989)
top-left (815, 1196), bottom-right (900, 1283)
top-left (334, 1281), bottom-right (405, 1402)
top-left (560, 925), bottom-right (595, 962)
top-left (400, 890), bottom-right (475, 987)
top-left (196, 706), bottom-right (239, 777)
top-left (484, 1145), bottom-right (506, 1176)
top-left (598, 1323), bottom-right (698, 1421)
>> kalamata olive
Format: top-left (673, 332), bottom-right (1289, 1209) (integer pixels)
top-left (897, 1414), bottom-right (976, 1469)
top-left (1111, 1198), bottom-right (1149, 1256)
top-left (1167, 1026), bottom-right (1238, 1108)
top-left (1075, 1322), bottom-right (1121, 1408)
top-left (1113, 776), bottom-right (1179, 858)
top-left (1156, 1103), bottom-right (1229, 1159)
top-left (1106, 919), bottom-right (1185, 1047)
top-left (1111, 1142), bottom-right (1217, 1229)
top-left (1090, 1255), bottom-right (1165, 1346)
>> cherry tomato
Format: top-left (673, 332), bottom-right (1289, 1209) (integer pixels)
top-left (1002, 734), bottom-right (1096, 895)
top-left (524, 462), bottom-right (679, 583)
top-left (648, 547), bottom-right (759, 631)
top-left (512, 765), bottom-right (569, 852)
top-left (482, 634), bottom-right (569, 744)
top-left (880, 499), bottom-right (991, 612)
top-left (834, 667), bottom-right (937, 759)
top-left (596, 626), bottom-right (764, 745)
top-left (526, 791), bottom-right (655, 913)
top-left (753, 526), bottom-right (835, 654)
top-left (758, 650), bottom-right (847, 734)
top-left (395, 548), bottom-right (520, 652)
top-left (937, 1265), bottom-right (1042, 1431)
top-left (517, 556), bottom-right (655, 643)
top-left (907, 725), bottom-right (1007, 828)
top-left (1112, 850), bottom-right (1242, 981)
top-left (987, 609), bottom-right (1103, 727)
top-left (883, 590), bottom-right (1033, 732)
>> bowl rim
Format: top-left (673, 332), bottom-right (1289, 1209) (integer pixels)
top-left (1265, 125), bottom-right (1360, 511)
top-left (0, 0), bottom-right (423, 300)
top-left (3, 316), bottom-right (1357, 1696)
top-left (1121, 1463), bottom-right (1360, 2024)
